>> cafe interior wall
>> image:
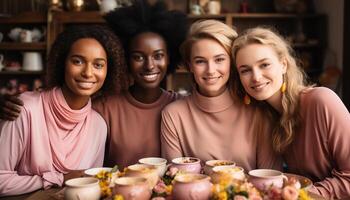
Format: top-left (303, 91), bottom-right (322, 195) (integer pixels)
top-left (0, 0), bottom-right (346, 99)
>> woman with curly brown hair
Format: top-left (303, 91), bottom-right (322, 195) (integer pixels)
top-left (0, 0), bottom-right (188, 169)
top-left (0, 25), bottom-right (128, 196)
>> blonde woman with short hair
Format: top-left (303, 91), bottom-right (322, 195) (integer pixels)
top-left (161, 20), bottom-right (282, 172)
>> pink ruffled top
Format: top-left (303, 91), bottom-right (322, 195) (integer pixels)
top-left (0, 88), bottom-right (107, 196)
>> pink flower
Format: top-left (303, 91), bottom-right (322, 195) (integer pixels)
top-left (265, 186), bottom-right (282, 200)
top-left (234, 195), bottom-right (248, 200)
top-left (166, 167), bottom-right (179, 177)
top-left (281, 185), bottom-right (298, 200)
top-left (153, 180), bottom-right (167, 194)
top-left (249, 194), bottom-right (263, 200)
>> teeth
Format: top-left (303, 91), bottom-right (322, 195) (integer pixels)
top-left (142, 74), bottom-right (158, 81)
top-left (77, 82), bottom-right (94, 89)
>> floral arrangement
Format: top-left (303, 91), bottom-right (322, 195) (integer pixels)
top-left (151, 167), bottom-right (178, 199)
top-left (211, 174), bottom-right (312, 200)
top-left (94, 165), bottom-right (120, 199)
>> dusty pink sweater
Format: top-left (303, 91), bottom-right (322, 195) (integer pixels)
top-left (283, 87), bottom-right (350, 199)
top-left (93, 90), bottom-right (178, 169)
top-left (0, 88), bottom-right (106, 196)
top-left (161, 89), bottom-right (282, 172)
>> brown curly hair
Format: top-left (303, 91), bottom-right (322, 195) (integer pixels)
top-left (46, 25), bottom-right (129, 96)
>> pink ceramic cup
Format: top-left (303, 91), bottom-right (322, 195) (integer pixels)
top-left (172, 173), bottom-right (212, 200)
top-left (113, 177), bottom-right (152, 200)
top-left (248, 169), bottom-right (287, 191)
top-left (171, 157), bottom-right (201, 174)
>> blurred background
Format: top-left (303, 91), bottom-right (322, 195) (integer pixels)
top-left (0, 0), bottom-right (348, 109)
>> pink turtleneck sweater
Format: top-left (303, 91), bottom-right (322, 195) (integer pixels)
top-left (0, 88), bottom-right (107, 196)
top-left (161, 89), bottom-right (282, 172)
top-left (93, 89), bottom-right (178, 169)
top-left (284, 87), bottom-right (350, 199)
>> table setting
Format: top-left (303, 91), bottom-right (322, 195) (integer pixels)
top-left (0, 156), bottom-right (326, 200)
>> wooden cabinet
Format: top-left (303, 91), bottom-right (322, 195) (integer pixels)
top-left (0, 12), bottom-right (47, 95)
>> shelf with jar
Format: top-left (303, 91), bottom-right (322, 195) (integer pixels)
top-left (0, 11), bottom-right (47, 95)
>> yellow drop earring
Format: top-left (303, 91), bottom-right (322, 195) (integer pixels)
top-left (244, 94), bottom-right (251, 105)
top-left (281, 75), bottom-right (287, 93)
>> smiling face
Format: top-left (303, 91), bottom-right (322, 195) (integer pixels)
top-left (235, 43), bottom-right (287, 105)
top-left (128, 32), bottom-right (169, 90)
top-left (190, 38), bottom-right (230, 97)
top-left (64, 38), bottom-right (107, 99)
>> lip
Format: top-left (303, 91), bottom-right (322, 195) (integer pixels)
top-left (75, 80), bottom-right (96, 89)
top-left (202, 76), bottom-right (222, 84)
top-left (139, 72), bottom-right (161, 82)
top-left (251, 82), bottom-right (269, 91)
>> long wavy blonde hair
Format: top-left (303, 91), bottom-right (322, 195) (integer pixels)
top-left (231, 27), bottom-right (311, 153)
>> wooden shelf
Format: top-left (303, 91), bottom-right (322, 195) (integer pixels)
top-left (0, 42), bottom-right (46, 51)
top-left (52, 11), bottom-right (104, 23)
top-left (0, 70), bottom-right (44, 75)
top-left (292, 42), bottom-right (320, 48)
top-left (188, 13), bottom-right (324, 19)
top-left (0, 12), bottom-right (46, 24)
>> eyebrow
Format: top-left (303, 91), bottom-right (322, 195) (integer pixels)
top-left (238, 58), bottom-right (269, 69)
top-left (130, 49), bottom-right (166, 54)
top-left (193, 53), bottom-right (227, 60)
top-left (70, 55), bottom-right (107, 62)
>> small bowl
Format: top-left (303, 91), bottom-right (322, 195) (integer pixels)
top-left (171, 157), bottom-right (201, 174)
top-left (84, 167), bottom-right (113, 176)
top-left (64, 177), bottom-right (100, 200)
top-left (139, 157), bottom-right (167, 177)
top-left (113, 177), bottom-right (152, 200)
top-left (204, 160), bottom-right (235, 175)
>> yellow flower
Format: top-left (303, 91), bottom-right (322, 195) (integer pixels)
top-left (218, 191), bottom-right (228, 200)
top-left (165, 185), bottom-right (173, 195)
top-left (114, 194), bottom-right (124, 200)
top-left (298, 189), bottom-right (312, 200)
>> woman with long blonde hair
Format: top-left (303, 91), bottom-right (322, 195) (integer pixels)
top-left (231, 27), bottom-right (350, 199)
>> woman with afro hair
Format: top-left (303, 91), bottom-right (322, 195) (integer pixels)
top-left (0, 25), bottom-right (128, 196)
top-left (92, 0), bottom-right (188, 168)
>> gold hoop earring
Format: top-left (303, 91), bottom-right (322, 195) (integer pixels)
top-left (244, 94), bottom-right (251, 105)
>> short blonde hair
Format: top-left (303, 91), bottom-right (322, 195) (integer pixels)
top-left (231, 27), bottom-right (310, 153)
top-left (180, 19), bottom-right (238, 70)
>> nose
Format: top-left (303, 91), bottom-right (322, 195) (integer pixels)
top-left (206, 61), bottom-right (216, 75)
top-left (81, 63), bottom-right (93, 78)
top-left (252, 69), bottom-right (262, 82)
top-left (145, 57), bottom-right (155, 70)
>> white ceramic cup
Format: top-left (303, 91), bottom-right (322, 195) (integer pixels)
top-left (22, 52), bottom-right (43, 71)
top-left (207, 1), bottom-right (221, 14)
top-left (64, 177), bottom-right (101, 200)
top-left (138, 157), bottom-right (167, 177)
top-left (248, 169), bottom-right (288, 191)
